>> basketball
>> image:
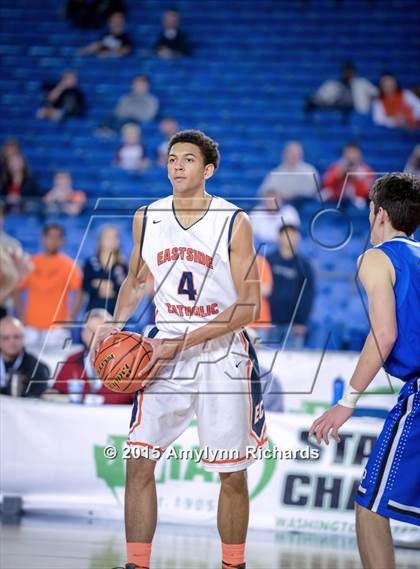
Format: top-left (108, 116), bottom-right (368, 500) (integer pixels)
top-left (94, 332), bottom-right (153, 393)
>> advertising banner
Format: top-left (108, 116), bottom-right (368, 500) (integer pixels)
top-left (1, 396), bottom-right (418, 544)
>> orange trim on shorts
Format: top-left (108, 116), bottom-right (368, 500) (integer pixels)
top-left (126, 440), bottom-right (164, 453)
top-left (128, 390), bottom-right (144, 435)
top-left (201, 436), bottom-right (268, 464)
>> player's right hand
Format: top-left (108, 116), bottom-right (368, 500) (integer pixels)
top-left (93, 323), bottom-right (121, 353)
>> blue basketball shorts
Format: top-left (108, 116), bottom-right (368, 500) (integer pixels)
top-left (355, 377), bottom-right (420, 526)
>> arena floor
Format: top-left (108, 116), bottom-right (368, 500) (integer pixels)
top-left (1, 515), bottom-right (419, 569)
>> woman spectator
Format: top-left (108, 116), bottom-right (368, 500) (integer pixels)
top-left (43, 171), bottom-right (86, 216)
top-left (36, 70), bottom-right (85, 122)
top-left (0, 153), bottom-right (40, 210)
top-left (373, 74), bottom-right (420, 129)
top-left (82, 226), bottom-right (128, 313)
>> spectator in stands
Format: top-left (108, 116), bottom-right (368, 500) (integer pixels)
top-left (259, 142), bottom-right (319, 201)
top-left (37, 71), bottom-right (85, 122)
top-left (82, 225), bottom-right (128, 313)
top-left (0, 202), bottom-right (32, 319)
top-left (53, 308), bottom-right (133, 404)
top-left (155, 9), bottom-right (191, 58)
top-left (79, 11), bottom-right (132, 57)
top-left (0, 139), bottom-right (21, 178)
top-left (115, 123), bottom-right (148, 171)
top-left (157, 117), bottom-right (179, 166)
top-left (97, 76), bottom-right (159, 136)
top-left (304, 62), bottom-right (378, 119)
top-left (15, 224), bottom-right (83, 348)
top-left (43, 171), bottom-right (86, 216)
top-left (322, 143), bottom-right (375, 207)
top-left (66, 0), bottom-right (125, 29)
top-left (250, 188), bottom-right (300, 246)
top-left (248, 256), bottom-right (273, 342)
top-left (373, 73), bottom-right (420, 129)
top-left (404, 145), bottom-right (420, 178)
top-left (0, 152), bottom-right (40, 211)
top-left (0, 316), bottom-right (49, 397)
top-left (267, 225), bottom-right (315, 350)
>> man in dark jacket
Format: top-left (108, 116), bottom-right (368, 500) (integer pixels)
top-left (155, 10), bottom-right (191, 57)
top-left (267, 224), bottom-right (315, 350)
top-left (0, 316), bottom-right (49, 396)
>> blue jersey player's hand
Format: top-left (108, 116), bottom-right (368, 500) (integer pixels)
top-left (309, 404), bottom-right (354, 445)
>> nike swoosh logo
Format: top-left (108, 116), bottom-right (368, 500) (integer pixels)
top-left (153, 220), bottom-right (161, 224)
top-left (235, 361), bottom-right (241, 368)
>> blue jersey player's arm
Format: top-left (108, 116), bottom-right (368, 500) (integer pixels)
top-left (309, 248), bottom-right (397, 445)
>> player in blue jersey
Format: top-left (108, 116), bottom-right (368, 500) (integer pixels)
top-left (310, 172), bottom-right (420, 569)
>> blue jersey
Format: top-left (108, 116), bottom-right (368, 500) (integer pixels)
top-left (375, 236), bottom-right (420, 381)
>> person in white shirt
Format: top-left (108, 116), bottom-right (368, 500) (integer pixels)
top-left (115, 123), bottom-right (148, 171)
top-left (259, 141), bottom-right (319, 201)
top-left (373, 74), bottom-right (420, 129)
top-left (250, 187), bottom-right (300, 246)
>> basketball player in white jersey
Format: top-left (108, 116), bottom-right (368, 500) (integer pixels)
top-left (100, 131), bottom-right (267, 569)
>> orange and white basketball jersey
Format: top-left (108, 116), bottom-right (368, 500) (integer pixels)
top-left (141, 194), bottom-right (241, 335)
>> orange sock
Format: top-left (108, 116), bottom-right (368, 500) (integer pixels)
top-left (221, 543), bottom-right (246, 566)
top-left (127, 542), bottom-right (152, 568)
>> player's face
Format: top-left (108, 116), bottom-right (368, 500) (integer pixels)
top-left (369, 201), bottom-right (382, 245)
top-left (167, 143), bottom-right (213, 194)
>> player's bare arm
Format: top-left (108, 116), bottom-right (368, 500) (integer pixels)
top-left (309, 248), bottom-right (397, 444)
top-left (95, 207), bottom-right (151, 346)
top-left (143, 211), bottom-right (261, 379)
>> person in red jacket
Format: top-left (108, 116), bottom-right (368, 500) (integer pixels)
top-left (53, 308), bottom-right (133, 404)
top-left (322, 143), bottom-right (375, 208)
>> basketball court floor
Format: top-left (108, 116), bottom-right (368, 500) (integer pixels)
top-left (1, 514), bottom-right (419, 569)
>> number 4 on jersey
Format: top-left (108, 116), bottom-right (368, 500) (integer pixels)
top-left (178, 271), bottom-right (197, 301)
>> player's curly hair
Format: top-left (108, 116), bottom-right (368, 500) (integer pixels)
top-left (370, 172), bottom-right (420, 236)
top-left (168, 130), bottom-right (220, 170)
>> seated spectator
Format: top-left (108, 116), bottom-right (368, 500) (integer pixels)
top-left (305, 62), bottom-right (378, 119)
top-left (79, 11), bottom-right (132, 57)
top-left (43, 171), bottom-right (86, 216)
top-left (97, 76), bottom-right (159, 136)
top-left (15, 224), bottom-right (83, 348)
top-left (0, 202), bottom-right (32, 318)
top-left (0, 316), bottom-right (49, 397)
top-left (267, 225), bottom-right (315, 350)
top-left (115, 123), bottom-right (148, 171)
top-left (0, 152), bottom-right (40, 211)
top-left (250, 188), bottom-right (301, 246)
top-left (404, 145), bottom-right (420, 178)
top-left (373, 73), bottom-right (420, 129)
top-left (322, 143), bottom-right (375, 207)
top-left (0, 139), bottom-right (21, 177)
top-left (248, 256), bottom-right (273, 342)
top-left (66, 0), bottom-right (125, 29)
top-left (259, 141), bottom-right (319, 201)
top-left (37, 70), bottom-right (85, 122)
top-left (155, 9), bottom-right (191, 58)
top-left (53, 308), bottom-right (133, 404)
top-left (157, 117), bottom-right (179, 166)
top-left (83, 225), bottom-right (128, 313)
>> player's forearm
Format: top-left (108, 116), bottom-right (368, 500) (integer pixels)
top-left (183, 298), bottom-right (260, 350)
top-left (348, 329), bottom-right (396, 393)
top-left (112, 273), bottom-right (147, 328)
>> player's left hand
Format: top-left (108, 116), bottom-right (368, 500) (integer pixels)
top-left (309, 404), bottom-right (354, 445)
top-left (140, 336), bottom-right (184, 386)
